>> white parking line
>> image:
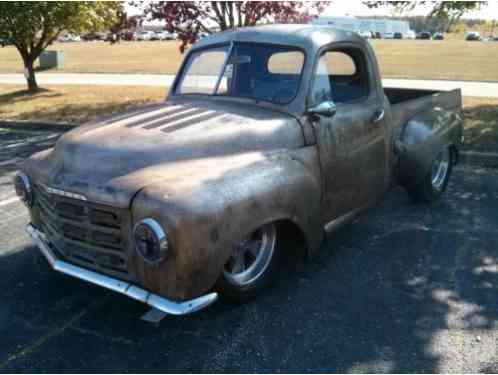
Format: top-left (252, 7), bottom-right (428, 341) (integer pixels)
top-left (0, 157), bottom-right (23, 167)
top-left (0, 196), bottom-right (20, 207)
top-left (4, 133), bottom-right (60, 149)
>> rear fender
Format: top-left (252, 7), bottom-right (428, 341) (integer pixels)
top-left (396, 107), bottom-right (463, 188)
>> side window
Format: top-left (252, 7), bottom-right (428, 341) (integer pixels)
top-left (326, 52), bottom-right (356, 75)
top-left (310, 48), bottom-right (369, 106)
top-left (267, 51), bottom-right (304, 74)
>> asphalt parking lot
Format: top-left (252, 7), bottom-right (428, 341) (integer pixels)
top-left (1, 125), bottom-right (498, 373)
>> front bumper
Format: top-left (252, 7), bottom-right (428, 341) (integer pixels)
top-left (25, 224), bottom-right (218, 315)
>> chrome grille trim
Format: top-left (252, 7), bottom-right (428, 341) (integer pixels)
top-left (39, 183), bottom-right (87, 201)
top-left (33, 183), bottom-right (132, 280)
top-left (26, 224), bottom-right (218, 315)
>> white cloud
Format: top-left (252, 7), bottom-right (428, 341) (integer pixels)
top-left (322, 1), bottom-right (498, 20)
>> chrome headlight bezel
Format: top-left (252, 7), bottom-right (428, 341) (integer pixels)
top-left (133, 218), bottom-right (169, 265)
top-left (14, 172), bottom-right (33, 207)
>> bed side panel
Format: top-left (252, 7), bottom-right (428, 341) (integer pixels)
top-left (391, 89), bottom-right (463, 188)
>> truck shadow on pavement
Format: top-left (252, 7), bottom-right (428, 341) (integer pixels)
top-left (0, 127), bottom-right (61, 182)
top-left (2, 171), bottom-right (498, 372)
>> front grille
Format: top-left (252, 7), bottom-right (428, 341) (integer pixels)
top-left (33, 183), bottom-right (132, 280)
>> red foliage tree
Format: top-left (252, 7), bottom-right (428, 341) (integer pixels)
top-left (136, 1), bottom-right (329, 52)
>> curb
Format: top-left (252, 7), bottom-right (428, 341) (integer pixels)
top-left (460, 150), bottom-right (498, 168)
top-left (0, 120), bottom-right (76, 132)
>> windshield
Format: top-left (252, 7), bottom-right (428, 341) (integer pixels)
top-left (175, 43), bottom-right (305, 105)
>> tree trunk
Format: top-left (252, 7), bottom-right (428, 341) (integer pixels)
top-left (23, 57), bottom-right (38, 92)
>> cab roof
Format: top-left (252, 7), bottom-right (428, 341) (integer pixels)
top-left (192, 24), bottom-right (365, 52)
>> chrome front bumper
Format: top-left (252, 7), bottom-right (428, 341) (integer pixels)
top-left (25, 224), bottom-right (218, 315)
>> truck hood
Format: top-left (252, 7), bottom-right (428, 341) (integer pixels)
top-left (26, 99), bottom-right (304, 207)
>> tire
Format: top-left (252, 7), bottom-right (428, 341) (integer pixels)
top-left (215, 222), bottom-right (280, 303)
top-left (407, 146), bottom-right (453, 203)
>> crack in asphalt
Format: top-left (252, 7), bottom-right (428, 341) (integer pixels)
top-left (69, 325), bottom-right (136, 346)
top-left (0, 296), bottom-right (109, 371)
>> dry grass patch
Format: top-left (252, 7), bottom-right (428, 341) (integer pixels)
top-left (1, 84), bottom-right (497, 151)
top-left (0, 85), bottom-right (166, 124)
top-left (0, 41), bottom-right (184, 75)
top-left (370, 39), bottom-right (498, 82)
top-left (1, 39), bottom-right (498, 81)
top-left (372, 40), bottom-right (498, 81)
top-left (463, 97), bottom-right (498, 151)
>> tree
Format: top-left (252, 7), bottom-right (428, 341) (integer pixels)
top-left (0, 2), bottom-right (121, 92)
top-left (136, 1), bottom-right (328, 52)
top-left (364, 1), bottom-right (486, 32)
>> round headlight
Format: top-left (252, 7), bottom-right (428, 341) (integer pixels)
top-left (133, 218), bottom-right (168, 264)
top-left (14, 172), bottom-right (33, 207)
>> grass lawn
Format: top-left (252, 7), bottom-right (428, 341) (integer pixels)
top-left (462, 97), bottom-right (498, 151)
top-left (0, 39), bottom-right (498, 81)
top-left (0, 85), bottom-right (166, 124)
top-left (0, 85), bottom-right (497, 151)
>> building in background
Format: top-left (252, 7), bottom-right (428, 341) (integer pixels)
top-left (312, 16), bottom-right (414, 38)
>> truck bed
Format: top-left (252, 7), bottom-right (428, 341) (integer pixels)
top-left (384, 87), bottom-right (463, 135)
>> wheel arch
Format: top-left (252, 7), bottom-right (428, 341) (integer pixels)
top-left (396, 107), bottom-right (463, 188)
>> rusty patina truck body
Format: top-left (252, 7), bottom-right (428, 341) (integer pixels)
top-left (18, 25), bottom-right (463, 315)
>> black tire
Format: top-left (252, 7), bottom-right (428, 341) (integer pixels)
top-left (407, 147), bottom-right (453, 203)
top-left (215, 223), bottom-right (281, 303)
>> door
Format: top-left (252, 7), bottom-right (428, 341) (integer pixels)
top-left (309, 47), bottom-right (388, 223)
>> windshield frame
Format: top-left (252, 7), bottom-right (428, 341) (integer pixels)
top-left (171, 41), bottom-right (307, 107)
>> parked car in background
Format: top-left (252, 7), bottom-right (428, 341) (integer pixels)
top-left (58, 34), bottom-right (81, 43)
top-left (433, 32), bottom-right (444, 40)
top-left (137, 31), bottom-right (155, 41)
top-left (358, 30), bottom-right (373, 39)
top-left (0, 37), bottom-right (12, 47)
top-left (393, 32), bottom-right (403, 40)
top-left (417, 31), bottom-right (432, 40)
top-left (373, 31), bottom-right (382, 39)
top-left (154, 31), bottom-right (175, 41)
top-left (405, 30), bottom-right (416, 39)
top-left (19, 25), bottom-right (464, 316)
top-left (466, 31), bottom-right (481, 41)
top-left (384, 32), bottom-right (394, 39)
top-left (120, 31), bottom-right (137, 41)
top-left (82, 32), bottom-right (107, 42)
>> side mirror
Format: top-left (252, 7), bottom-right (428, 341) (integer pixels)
top-left (307, 101), bottom-right (337, 118)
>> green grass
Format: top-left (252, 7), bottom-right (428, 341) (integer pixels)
top-left (1, 39), bottom-right (498, 81)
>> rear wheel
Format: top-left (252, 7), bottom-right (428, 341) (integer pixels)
top-left (216, 223), bottom-right (279, 303)
top-left (407, 146), bottom-right (453, 203)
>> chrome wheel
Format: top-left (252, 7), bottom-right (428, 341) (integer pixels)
top-left (431, 148), bottom-right (451, 191)
top-left (223, 223), bottom-right (277, 287)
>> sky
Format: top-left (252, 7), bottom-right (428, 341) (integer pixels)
top-left (321, 1), bottom-right (498, 21)
top-left (127, 1), bottom-right (498, 22)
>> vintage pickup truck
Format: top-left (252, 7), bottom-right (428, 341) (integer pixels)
top-left (17, 25), bottom-right (463, 317)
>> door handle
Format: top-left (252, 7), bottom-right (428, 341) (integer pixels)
top-left (372, 109), bottom-right (385, 124)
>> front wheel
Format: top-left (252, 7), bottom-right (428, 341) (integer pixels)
top-left (407, 146), bottom-right (453, 203)
top-left (216, 223), bottom-right (280, 303)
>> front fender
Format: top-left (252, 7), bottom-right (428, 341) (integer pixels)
top-left (397, 107), bottom-right (463, 188)
top-left (130, 148), bottom-right (322, 300)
